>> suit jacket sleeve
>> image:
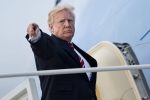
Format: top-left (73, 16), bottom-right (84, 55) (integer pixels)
top-left (26, 30), bottom-right (54, 59)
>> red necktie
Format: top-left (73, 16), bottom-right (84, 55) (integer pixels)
top-left (68, 43), bottom-right (85, 67)
top-left (78, 55), bottom-right (85, 68)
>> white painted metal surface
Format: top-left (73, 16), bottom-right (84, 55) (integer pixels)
top-left (1, 78), bottom-right (39, 100)
top-left (88, 41), bottom-right (142, 100)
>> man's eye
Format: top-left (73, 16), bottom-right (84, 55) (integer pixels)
top-left (68, 20), bottom-right (72, 22)
top-left (59, 20), bottom-right (65, 23)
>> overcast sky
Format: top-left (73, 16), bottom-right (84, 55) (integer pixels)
top-left (0, 0), bottom-right (88, 98)
top-left (0, 0), bottom-right (56, 98)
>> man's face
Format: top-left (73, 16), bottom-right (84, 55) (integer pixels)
top-left (50, 10), bottom-right (75, 42)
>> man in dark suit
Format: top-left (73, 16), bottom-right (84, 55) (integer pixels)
top-left (26, 5), bottom-right (97, 100)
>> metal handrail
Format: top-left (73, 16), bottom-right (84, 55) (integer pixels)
top-left (0, 64), bottom-right (150, 78)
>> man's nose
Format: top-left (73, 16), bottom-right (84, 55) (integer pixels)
top-left (64, 20), bottom-right (70, 27)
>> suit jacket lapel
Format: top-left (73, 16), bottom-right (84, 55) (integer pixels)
top-left (63, 45), bottom-right (81, 66)
top-left (73, 43), bottom-right (97, 83)
top-left (51, 35), bottom-right (81, 66)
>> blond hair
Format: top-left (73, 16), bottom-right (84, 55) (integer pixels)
top-left (48, 5), bottom-right (75, 25)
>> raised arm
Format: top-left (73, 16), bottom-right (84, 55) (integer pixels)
top-left (26, 23), bottom-right (53, 59)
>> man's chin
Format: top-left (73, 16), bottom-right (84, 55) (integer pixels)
top-left (65, 33), bottom-right (74, 37)
top-left (63, 35), bottom-right (73, 41)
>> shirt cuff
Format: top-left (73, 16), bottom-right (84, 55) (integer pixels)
top-left (28, 29), bottom-right (41, 43)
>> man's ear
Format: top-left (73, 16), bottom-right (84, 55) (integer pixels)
top-left (48, 24), bottom-right (54, 33)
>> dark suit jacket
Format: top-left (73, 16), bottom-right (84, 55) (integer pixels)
top-left (26, 31), bottom-right (97, 100)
